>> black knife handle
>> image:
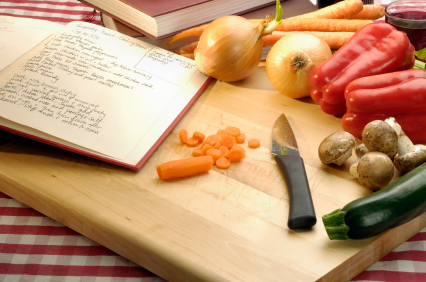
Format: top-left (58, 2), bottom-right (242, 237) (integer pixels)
top-left (275, 155), bottom-right (316, 229)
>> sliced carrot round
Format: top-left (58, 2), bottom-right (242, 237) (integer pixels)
top-left (201, 143), bottom-right (213, 155)
top-left (221, 135), bottom-right (236, 149)
top-left (217, 129), bottom-right (228, 136)
top-left (206, 149), bottom-right (222, 162)
top-left (186, 137), bottom-right (199, 147)
top-left (215, 157), bottom-right (231, 169)
top-left (213, 141), bottom-right (222, 149)
top-left (235, 133), bottom-right (246, 144)
top-left (218, 146), bottom-right (229, 158)
top-left (248, 139), bottom-right (260, 148)
top-left (192, 147), bottom-right (203, 157)
top-left (178, 129), bottom-right (188, 144)
top-left (228, 145), bottom-right (245, 162)
top-left (225, 126), bottom-right (241, 137)
top-left (208, 135), bottom-right (222, 146)
top-left (193, 131), bottom-right (206, 142)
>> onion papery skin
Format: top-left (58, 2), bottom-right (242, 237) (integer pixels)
top-left (194, 16), bottom-right (265, 82)
top-left (266, 33), bottom-right (332, 99)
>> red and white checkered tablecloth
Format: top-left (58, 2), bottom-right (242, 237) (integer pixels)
top-left (1, 1), bottom-right (426, 281)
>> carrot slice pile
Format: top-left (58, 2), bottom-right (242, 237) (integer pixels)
top-left (160, 126), bottom-right (261, 179)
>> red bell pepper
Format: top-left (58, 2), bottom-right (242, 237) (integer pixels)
top-left (342, 69), bottom-right (426, 143)
top-left (310, 23), bottom-right (415, 116)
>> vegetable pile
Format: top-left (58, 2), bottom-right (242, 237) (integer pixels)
top-left (169, 0), bottom-right (384, 70)
top-left (158, 0), bottom-right (426, 242)
top-left (319, 117), bottom-right (426, 239)
top-left (157, 126), bottom-right (260, 180)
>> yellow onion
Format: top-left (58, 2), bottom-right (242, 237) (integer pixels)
top-left (194, 0), bottom-right (283, 82)
top-left (266, 32), bottom-right (332, 98)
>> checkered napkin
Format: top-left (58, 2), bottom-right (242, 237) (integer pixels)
top-left (0, 0), bottom-right (101, 25)
top-left (1, 1), bottom-right (426, 281)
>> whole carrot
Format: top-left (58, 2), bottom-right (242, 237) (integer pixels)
top-left (167, 19), bottom-right (264, 45)
top-left (292, 0), bottom-right (363, 20)
top-left (157, 155), bottom-right (214, 180)
top-left (351, 4), bottom-right (385, 20)
top-left (276, 18), bottom-right (373, 33)
top-left (168, 19), bottom-right (263, 45)
top-left (174, 41), bottom-right (199, 55)
top-left (263, 31), bottom-right (355, 49)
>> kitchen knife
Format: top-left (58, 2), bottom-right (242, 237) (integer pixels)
top-left (271, 114), bottom-right (316, 229)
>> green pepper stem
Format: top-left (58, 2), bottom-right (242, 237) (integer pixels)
top-left (322, 209), bottom-right (350, 240)
top-left (262, 0), bottom-right (283, 34)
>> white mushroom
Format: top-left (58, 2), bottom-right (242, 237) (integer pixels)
top-left (362, 120), bottom-right (398, 154)
top-left (356, 151), bottom-right (394, 191)
top-left (385, 117), bottom-right (426, 174)
top-left (350, 143), bottom-right (369, 178)
top-left (318, 131), bottom-right (356, 166)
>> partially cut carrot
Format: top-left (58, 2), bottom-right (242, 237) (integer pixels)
top-left (186, 137), bottom-right (199, 147)
top-left (248, 139), bottom-right (260, 148)
top-left (178, 129), bottom-right (188, 144)
top-left (157, 155), bottom-right (214, 180)
top-left (206, 149), bottom-right (222, 162)
top-left (225, 126), bottom-right (241, 137)
top-left (276, 18), bottom-right (373, 33)
top-left (292, 0), bottom-right (363, 20)
top-left (351, 4), bottom-right (385, 20)
top-left (221, 135), bottom-right (236, 149)
top-left (193, 131), bottom-right (206, 142)
top-left (216, 157), bottom-right (231, 169)
top-left (218, 146), bottom-right (229, 158)
top-left (228, 145), bottom-right (245, 162)
top-left (235, 133), bottom-right (246, 144)
top-left (192, 147), bottom-right (203, 157)
top-left (263, 31), bottom-right (355, 50)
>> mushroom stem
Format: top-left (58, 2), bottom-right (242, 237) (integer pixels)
top-left (385, 117), bottom-right (414, 157)
top-left (350, 143), bottom-right (369, 178)
top-left (385, 117), bottom-right (426, 174)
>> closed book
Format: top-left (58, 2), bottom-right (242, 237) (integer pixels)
top-left (79, 0), bottom-right (280, 40)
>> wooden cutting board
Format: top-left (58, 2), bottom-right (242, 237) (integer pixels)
top-left (0, 66), bottom-right (425, 282)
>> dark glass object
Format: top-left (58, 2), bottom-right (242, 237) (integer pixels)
top-left (385, 0), bottom-right (426, 51)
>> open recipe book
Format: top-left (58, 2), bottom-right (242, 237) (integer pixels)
top-left (0, 16), bottom-right (211, 170)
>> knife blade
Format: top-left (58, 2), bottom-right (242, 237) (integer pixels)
top-left (271, 114), bottom-right (316, 229)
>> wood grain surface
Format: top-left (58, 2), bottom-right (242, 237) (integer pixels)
top-left (0, 66), bottom-right (425, 282)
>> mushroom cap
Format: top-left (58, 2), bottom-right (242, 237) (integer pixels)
top-left (357, 151), bottom-right (394, 191)
top-left (362, 120), bottom-right (398, 154)
top-left (318, 131), bottom-right (356, 166)
top-left (394, 144), bottom-right (426, 174)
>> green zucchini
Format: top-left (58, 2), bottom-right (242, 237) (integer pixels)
top-left (323, 162), bottom-right (426, 240)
